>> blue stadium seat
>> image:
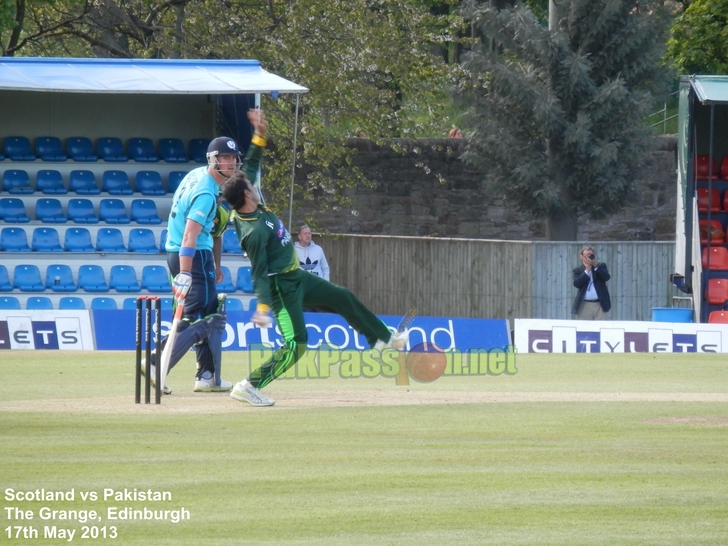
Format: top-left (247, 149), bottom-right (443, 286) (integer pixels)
top-left (159, 138), bottom-right (188, 163)
top-left (226, 298), bottom-right (244, 312)
top-left (35, 198), bottom-right (67, 223)
top-left (36, 170), bottom-right (67, 194)
top-left (0, 296), bottom-right (21, 310)
top-left (66, 137), bottom-right (98, 162)
top-left (122, 297), bottom-right (138, 310)
top-left (78, 265), bottom-right (110, 292)
top-left (69, 170), bottom-right (100, 195)
top-left (248, 298), bottom-right (258, 311)
top-left (160, 229), bottom-right (167, 252)
top-left (0, 265), bottom-right (12, 291)
top-left (96, 228), bottom-right (126, 252)
top-left (59, 296), bottom-right (86, 310)
top-left (3, 169), bottom-right (33, 194)
top-left (0, 198), bottom-right (31, 223)
top-left (0, 227), bottom-right (31, 251)
top-left (97, 137), bottom-right (128, 162)
top-left (67, 198), bottom-right (99, 224)
top-left (13, 264), bottom-right (45, 292)
top-left (128, 138), bottom-right (159, 162)
top-left (35, 137), bottom-right (67, 161)
top-left (217, 266), bottom-right (237, 293)
top-left (236, 266), bottom-right (254, 293)
top-left (109, 265), bottom-right (141, 292)
top-left (46, 264), bottom-right (77, 292)
top-left (130, 199), bottom-right (162, 224)
top-left (31, 227), bottom-right (64, 252)
top-left (167, 171), bottom-right (187, 194)
top-left (135, 171), bottom-right (165, 196)
top-left (161, 297), bottom-right (173, 310)
top-left (189, 139), bottom-right (211, 163)
top-left (90, 297), bottom-right (117, 310)
top-left (99, 198), bottom-right (131, 224)
top-left (4, 136), bottom-right (35, 161)
top-left (102, 170), bottom-right (133, 195)
top-left (64, 227), bottom-right (95, 252)
top-left (141, 265), bottom-right (172, 293)
top-left (128, 228), bottom-right (158, 253)
top-left (223, 229), bottom-right (242, 254)
top-left (27, 296), bottom-right (54, 310)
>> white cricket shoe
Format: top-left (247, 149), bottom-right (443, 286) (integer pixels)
top-left (373, 329), bottom-right (409, 351)
top-left (230, 380), bottom-right (275, 407)
top-left (193, 378), bottom-right (233, 392)
top-left (140, 358), bottom-right (172, 395)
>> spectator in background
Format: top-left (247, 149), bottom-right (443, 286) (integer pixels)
top-left (448, 127), bottom-right (462, 138)
top-left (572, 246), bottom-right (611, 320)
top-left (295, 225), bottom-right (330, 281)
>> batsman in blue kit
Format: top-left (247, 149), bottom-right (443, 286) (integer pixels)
top-left (143, 109), bottom-right (268, 393)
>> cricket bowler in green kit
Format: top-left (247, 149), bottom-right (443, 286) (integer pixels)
top-left (221, 171), bottom-right (406, 407)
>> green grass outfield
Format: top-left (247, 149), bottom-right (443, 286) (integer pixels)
top-left (1, 351), bottom-right (727, 545)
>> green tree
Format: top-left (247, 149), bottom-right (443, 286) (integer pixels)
top-left (1, 0), bottom-right (92, 56)
top-left (5, 0), bottom-right (460, 222)
top-left (454, 0), bottom-right (670, 240)
top-left (0, 0), bottom-right (16, 36)
top-left (667, 0), bottom-right (728, 74)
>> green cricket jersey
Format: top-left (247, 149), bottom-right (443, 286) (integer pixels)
top-left (232, 206), bottom-right (299, 306)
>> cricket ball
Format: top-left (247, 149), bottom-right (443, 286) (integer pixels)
top-left (406, 342), bottom-right (446, 383)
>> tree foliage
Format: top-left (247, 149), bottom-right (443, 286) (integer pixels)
top-left (667, 0), bottom-right (728, 74)
top-left (453, 0), bottom-right (671, 240)
top-left (1, 0), bottom-right (461, 223)
top-left (0, 0), bottom-right (92, 56)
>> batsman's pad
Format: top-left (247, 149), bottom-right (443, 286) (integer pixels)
top-left (165, 315), bottom-right (225, 372)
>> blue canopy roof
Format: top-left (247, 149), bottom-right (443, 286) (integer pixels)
top-left (0, 57), bottom-right (308, 95)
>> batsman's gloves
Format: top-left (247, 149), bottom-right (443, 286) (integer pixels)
top-left (172, 271), bottom-right (192, 300)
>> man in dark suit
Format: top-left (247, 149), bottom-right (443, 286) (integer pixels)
top-left (572, 246), bottom-right (611, 320)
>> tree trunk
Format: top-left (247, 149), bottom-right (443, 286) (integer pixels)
top-left (545, 211), bottom-right (578, 241)
top-left (549, 0), bottom-right (563, 30)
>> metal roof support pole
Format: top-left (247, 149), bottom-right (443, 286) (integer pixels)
top-left (287, 93), bottom-right (301, 232)
top-left (704, 104), bottom-right (716, 321)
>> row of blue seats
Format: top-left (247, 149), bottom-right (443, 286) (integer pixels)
top-left (0, 295), bottom-right (256, 311)
top-left (2, 136), bottom-right (210, 163)
top-left (1, 227), bottom-right (167, 253)
top-left (0, 198), bottom-right (162, 225)
top-left (0, 264), bottom-right (254, 294)
top-left (0, 226), bottom-right (243, 254)
top-left (2, 169), bottom-right (188, 196)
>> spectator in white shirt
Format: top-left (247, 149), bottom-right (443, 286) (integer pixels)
top-left (294, 225), bottom-right (330, 281)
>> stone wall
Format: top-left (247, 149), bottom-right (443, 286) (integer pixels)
top-left (297, 135), bottom-right (678, 241)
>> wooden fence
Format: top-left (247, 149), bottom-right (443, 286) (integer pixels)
top-left (319, 235), bottom-right (684, 323)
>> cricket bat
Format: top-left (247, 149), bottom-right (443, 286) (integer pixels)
top-left (394, 308), bottom-right (417, 386)
top-left (159, 298), bottom-right (184, 391)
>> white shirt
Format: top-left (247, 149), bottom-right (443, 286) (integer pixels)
top-left (584, 268), bottom-right (599, 300)
top-left (294, 241), bottom-right (330, 281)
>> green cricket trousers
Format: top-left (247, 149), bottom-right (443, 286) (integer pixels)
top-left (248, 269), bottom-right (391, 389)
